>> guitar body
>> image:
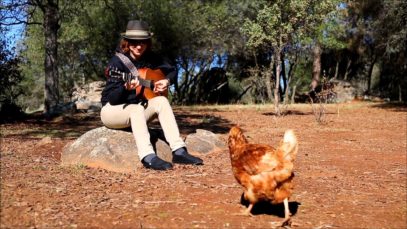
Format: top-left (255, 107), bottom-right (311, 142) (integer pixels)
top-left (137, 68), bottom-right (168, 100)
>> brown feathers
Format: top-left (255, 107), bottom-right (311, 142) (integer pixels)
top-left (227, 126), bottom-right (298, 226)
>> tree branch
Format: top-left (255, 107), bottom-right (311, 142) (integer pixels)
top-left (0, 0), bottom-right (41, 26)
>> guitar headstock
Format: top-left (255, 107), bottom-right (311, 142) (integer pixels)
top-left (108, 67), bottom-right (133, 83)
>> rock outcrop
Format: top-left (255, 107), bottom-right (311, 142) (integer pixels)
top-left (61, 127), bottom-right (226, 173)
top-left (71, 81), bottom-right (104, 112)
top-left (331, 79), bottom-right (356, 103)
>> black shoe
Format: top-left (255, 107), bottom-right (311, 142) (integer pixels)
top-left (172, 148), bottom-right (203, 165)
top-left (142, 156), bottom-right (173, 170)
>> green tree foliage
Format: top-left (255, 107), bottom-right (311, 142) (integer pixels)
top-left (240, 0), bottom-right (340, 113)
top-left (2, 0), bottom-right (87, 116)
top-left (4, 0), bottom-right (406, 115)
top-left (15, 0), bottom-right (131, 110)
top-left (369, 0), bottom-right (406, 101)
top-left (17, 0), bottom-right (246, 106)
top-left (17, 11), bottom-right (45, 111)
top-left (305, 0), bottom-right (344, 90)
top-left (0, 33), bottom-right (24, 119)
top-left (128, 0), bottom-right (245, 104)
top-left (340, 0), bottom-right (406, 101)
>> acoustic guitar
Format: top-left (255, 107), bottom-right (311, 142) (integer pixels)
top-left (108, 67), bottom-right (168, 100)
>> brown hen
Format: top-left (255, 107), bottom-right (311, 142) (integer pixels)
top-left (228, 126), bottom-right (298, 226)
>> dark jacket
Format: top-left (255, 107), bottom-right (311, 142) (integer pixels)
top-left (101, 50), bottom-right (177, 106)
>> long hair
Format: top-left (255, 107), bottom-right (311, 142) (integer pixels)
top-left (119, 38), bottom-right (152, 54)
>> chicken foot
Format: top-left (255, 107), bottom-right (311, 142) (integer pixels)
top-left (244, 203), bottom-right (254, 216)
top-left (232, 203), bottom-right (254, 216)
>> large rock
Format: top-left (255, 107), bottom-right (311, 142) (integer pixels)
top-left (71, 81), bottom-right (105, 112)
top-left (331, 79), bottom-right (356, 103)
top-left (61, 127), bottom-right (226, 173)
top-left (185, 129), bottom-right (226, 154)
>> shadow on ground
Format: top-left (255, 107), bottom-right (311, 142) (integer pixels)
top-left (240, 193), bottom-right (300, 217)
top-left (1, 109), bottom-right (233, 139)
top-left (369, 102), bottom-right (407, 112)
top-left (174, 113), bottom-right (232, 135)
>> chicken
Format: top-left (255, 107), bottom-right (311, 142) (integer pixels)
top-left (227, 126), bottom-right (298, 226)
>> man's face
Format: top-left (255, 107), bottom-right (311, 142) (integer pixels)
top-left (129, 40), bottom-right (147, 59)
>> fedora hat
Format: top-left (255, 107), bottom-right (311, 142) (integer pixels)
top-left (121, 20), bottom-right (153, 40)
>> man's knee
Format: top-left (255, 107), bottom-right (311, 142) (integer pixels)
top-left (153, 96), bottom-right (170, 106)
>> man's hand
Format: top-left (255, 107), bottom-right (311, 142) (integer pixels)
top-left (124, 78), bottom-right (139, 90)
top-left (154, 79), bottom-right (169, 93)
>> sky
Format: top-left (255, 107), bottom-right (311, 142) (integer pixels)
top-left (4, 24), bottom-right (25, 53)
top-left (2, 0), bottom-right (26, 54)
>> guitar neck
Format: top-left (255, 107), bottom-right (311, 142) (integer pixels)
top-left (139, 78), bottom-right (154, 89)
top-left (109, 68), bottom-right (154, 90)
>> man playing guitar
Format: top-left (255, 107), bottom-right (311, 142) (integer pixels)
top-left (100, 20), bottom-right (203, 170)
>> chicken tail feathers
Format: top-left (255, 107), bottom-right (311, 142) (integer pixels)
top-left (278, 129), bottom-right (298, 161)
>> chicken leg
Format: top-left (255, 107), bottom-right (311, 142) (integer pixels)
top-left (281, 198), bottom-right (292, 227)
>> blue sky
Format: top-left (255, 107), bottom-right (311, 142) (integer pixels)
top-left (2, 0), bottom-right (26, 54)
top-left (4, 24), bottom-right (25, 53)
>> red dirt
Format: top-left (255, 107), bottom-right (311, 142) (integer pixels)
top-left (1, 102), bottom-right (406, 228)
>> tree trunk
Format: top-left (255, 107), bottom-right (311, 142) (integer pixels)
top-left (344, 57), bottom-right (352, 80)
top-left (399, 84), bottom-right (402, 102)
top-left (265, 71), bottom-right (273, 102)
top-left (286, 53), bottom-right (297, 104)
top-left (265, 55), bottom-right (274, 102)
top-left (291, 84), bottom-right (297, 104)
top-left (311, 43), bottom-right (322, 90)
top-left (366, 54), bottom-right (377, 95)
top-left (43, 2), bottom-right (60, 115)
top-left (334, 61), bottom-right (339, 79)
top-left (281, 55), bottom-right (287, 99)
top-left (274, 47), bottom-right (282, 115)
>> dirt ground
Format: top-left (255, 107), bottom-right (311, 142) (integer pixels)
top-left (1, 102), bottom-right (406, 229)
